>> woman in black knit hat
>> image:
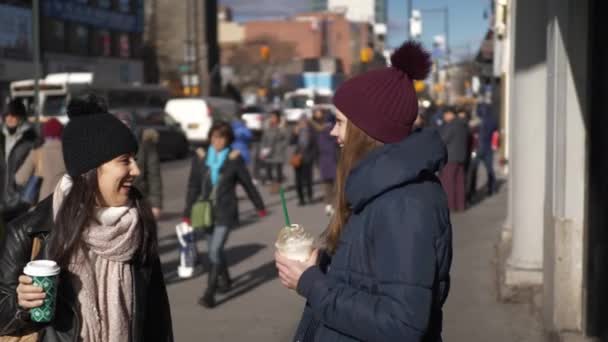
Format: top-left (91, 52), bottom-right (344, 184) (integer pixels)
top-left (0, 95), bottom-right (173, 341)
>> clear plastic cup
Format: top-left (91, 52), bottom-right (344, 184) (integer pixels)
top-left (275, 224), bottom-right (314, 262)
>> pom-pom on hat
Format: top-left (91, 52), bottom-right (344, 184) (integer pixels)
top-left (333, 41), bottom-right (431, 144)
top-left (62, 94), bottom-right (138, 177)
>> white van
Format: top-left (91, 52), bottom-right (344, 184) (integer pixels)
top-left (165, 97), bottom-right (238, 145)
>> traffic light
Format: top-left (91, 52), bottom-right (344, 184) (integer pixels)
top-left (260, 45), bottom-right (270, 61)
top-left (414, 80), bottom-right (426, 93)
top-left (360, 47), bottom-right (373, 63)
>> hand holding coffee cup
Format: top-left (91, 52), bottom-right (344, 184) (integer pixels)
top-left (275, 248), bottom-right (319, 290)
top-left (16, 275), bottom-right (46, 309)
top-left (21, 260), bottom-right (60, 323)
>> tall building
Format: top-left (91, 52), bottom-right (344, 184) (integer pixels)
top-left (244, 11), bottom-right (373, 75)
top-left (0, 0), bottom-right (145, 105)
top-left (0, 0), bottom-right (34, 106)
top-left (40, 0), bottom-right (145, 85)
top-left (146, 0), bottom-right (221, 96)
top-left (327, 0), bottom-right (387, 45)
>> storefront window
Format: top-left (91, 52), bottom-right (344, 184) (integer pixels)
top-left (97, 0), bottom-right (111, 9)
top-left (93, 30), bottom-right (112, 57)
top-left (43, 19), bottom-right (65, 53)
top-left (115, 33), bottom-right (130, 58)
top-left (68, 24), bottom-right (89, 55)
top-left (116, 0), bottom-right (131, 13)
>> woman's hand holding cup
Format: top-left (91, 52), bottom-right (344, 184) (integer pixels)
top-left (16, 275), bottom-right (45, 309)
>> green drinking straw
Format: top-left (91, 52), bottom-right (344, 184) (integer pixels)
top-left (279, 186), bottom-right (292, 227)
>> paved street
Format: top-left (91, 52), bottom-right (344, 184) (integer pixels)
top-left (157, 158), bottom-right (544, 341)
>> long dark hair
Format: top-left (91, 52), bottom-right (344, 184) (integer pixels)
top-left (325, 120), bottom-right (383, 254)
top-left (48, 169), bottom-right (158, 268)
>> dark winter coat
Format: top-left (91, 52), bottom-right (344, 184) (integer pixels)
top-left (312, 120), bottom-right (338, 182)
top-left (294, 129), bottom-right (453, 342)
top-left (0, 124), bottom-right (38, 219)
top-left (134, 129), bottom-right (163, 209)
top-left (476, 103), bottom-right (497, 156)
top-left (292, 123), bottom-right (319, 165)
top-left (183, 148), bottom-right (265, 228)
top-left (439, 118), bottom-right (469, 164)
top-left (0, 196), bottom-right (174, 342)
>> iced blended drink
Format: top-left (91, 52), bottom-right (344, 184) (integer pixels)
top-left (23, 260), bottom-right (60, 323)
top-left (275, 224), bottom-right (314, 262)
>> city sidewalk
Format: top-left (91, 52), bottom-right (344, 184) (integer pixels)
top-left (443, 186), bottom-right (545, 341)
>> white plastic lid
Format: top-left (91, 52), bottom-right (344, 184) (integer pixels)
top-left (23, 260), bottom-right (60, 277)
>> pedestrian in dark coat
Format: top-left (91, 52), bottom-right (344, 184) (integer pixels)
top-left (114, 111), bottom-right (163, 219)
top-left (470, 102), bottom-right (498, 196)
top-left (311, 108), bottom-right (338, 215)
top-left (275, 41), bottom-right (452, 342)
top-left (182, 121), bottom-right (266, 308)
top-left (134, 128), bottom-right (163, 218)
top-left (259, 111), bottom-right (289, 193)
top-left (0, 99), bottom-right (38, 222)
top-left (0, 95), bottom-right (173, 342)
top-left (439, 106), bottom-right (469, 212)
top-left (292, 117), bottom-right (318, 206)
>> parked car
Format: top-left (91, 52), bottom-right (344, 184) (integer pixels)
top-left (165, 97), bottom-right (238, 145)
top-left (114, 107), bottom-right (190, 160)
top-left (240, 105), bottom-right (267, 138)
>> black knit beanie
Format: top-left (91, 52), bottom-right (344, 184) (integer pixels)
top-left (62, 95), bottom-right (138, 177)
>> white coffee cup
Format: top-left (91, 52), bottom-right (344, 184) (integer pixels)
top-left (24, 260), bottom-right (60, 277)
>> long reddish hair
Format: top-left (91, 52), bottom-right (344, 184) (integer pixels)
top-left (325, 120), bottom-right (383, 254)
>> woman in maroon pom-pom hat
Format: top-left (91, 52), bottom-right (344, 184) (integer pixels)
top-left (275, 41), bottom-right (453, 341)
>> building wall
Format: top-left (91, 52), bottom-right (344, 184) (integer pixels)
top-left (244, 13), bottom-right (372, 74)
top-left (503, 0), bottom-right (595, 339)
top-left (0, 1), bottom-right (35, 100)
top-left (245, 20), bottom-right (322, 59)
top-left (219, 21), bottom-right (245, 45)
top-left (328, 0), bottom-right (374, 23)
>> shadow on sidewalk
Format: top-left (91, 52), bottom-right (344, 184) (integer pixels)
top-left (162, 243), bottom-right (266, 286)
top-left (214, 260), bottom-right (278, 307)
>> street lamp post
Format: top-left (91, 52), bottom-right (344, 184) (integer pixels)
top-left (406, 0), bottom-right (413, 40)
top-left (32, 0), bottom-right (41, 131)
top-left (417, 6), bottom-right (450, 63)
top-left (416, 6), bottom-right (451, 103)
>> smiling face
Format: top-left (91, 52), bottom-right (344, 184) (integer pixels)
top-left (97, 153), bottom-right (140, 207)
top-left (330, 109), bottom-right (348, 147)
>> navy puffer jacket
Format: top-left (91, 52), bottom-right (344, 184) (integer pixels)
top-left (294, 128), bottom-right (453, 342)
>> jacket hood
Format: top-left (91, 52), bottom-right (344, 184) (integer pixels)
top-left (345, 128), bottom-right (447, 212)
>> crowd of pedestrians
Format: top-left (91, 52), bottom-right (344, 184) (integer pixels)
top-left (423, 101), bottom-right (499, 212)
top-left (0, 36), bottom-right (501, 341)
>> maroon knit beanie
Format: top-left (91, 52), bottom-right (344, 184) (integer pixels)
top-left (42, 118), bottom-right (64, 139)
top-left (333, 41), bottom-right (431, 144)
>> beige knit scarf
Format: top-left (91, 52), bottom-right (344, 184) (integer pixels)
top-left (53, 176), bottom-right (140, 342)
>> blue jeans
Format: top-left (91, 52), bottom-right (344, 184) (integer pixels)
top-left (468, 149), bottom-right (496, 197)
top-left (206, 225), bottom-right (229, 265)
